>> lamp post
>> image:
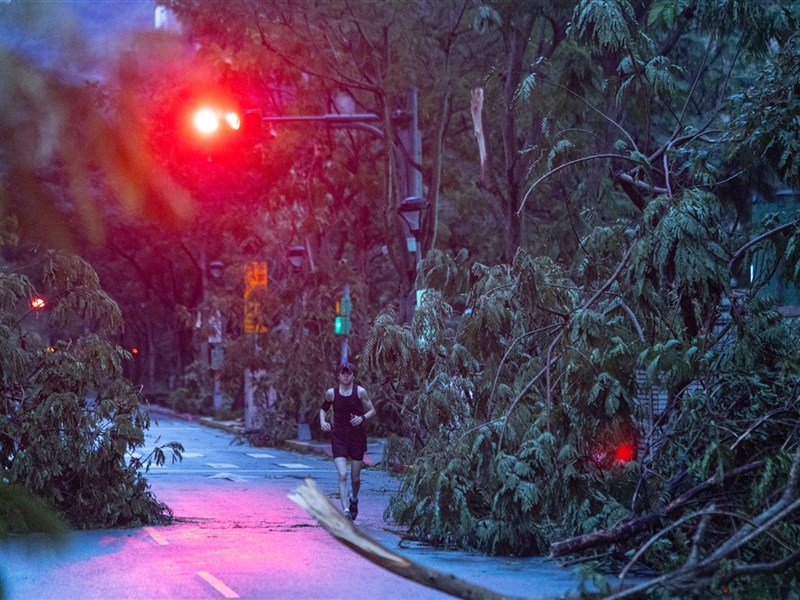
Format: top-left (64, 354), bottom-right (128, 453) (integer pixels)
top-left (286, 244), bottom-right (313, 441)
top-left (207, 260), bottom-right (225, 414)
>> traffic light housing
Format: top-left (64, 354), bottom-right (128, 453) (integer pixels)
top-left (192, 107), bottom-right (242, 135)
top-left (189, 105), bottom-right (262, 141)
top-left (179, 94), bottom-right (264, 169)
top-left (334, 291), bottom-right (352, 335)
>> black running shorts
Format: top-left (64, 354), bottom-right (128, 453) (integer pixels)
top-left (331, 427), bottom-right (367, 461)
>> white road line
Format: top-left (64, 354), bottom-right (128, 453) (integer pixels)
top-left (196, 571), bottom-right (240, 598)
top-left (144, 527), bottom-right (169, 546)
top-left (278, 463), bottom-right (312, 469)
top-left (246, 453), bottom-right (275, 458)
top-left (182, 452), bottom-right (204, 458)
top-left (205, 463), bottom-right (240, 469)
top-left (208, 473), bottom-right (250, 482)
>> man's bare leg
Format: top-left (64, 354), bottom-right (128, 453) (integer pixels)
top-left (334, 457), bottom-right (349, 511)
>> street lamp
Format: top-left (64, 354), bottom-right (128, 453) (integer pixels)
top-left (208, 259), bottom-right (225, 280)
top-left (398, 195), bottom-right (429, 263)
top-left (287, 245), bottom-right (306, 271)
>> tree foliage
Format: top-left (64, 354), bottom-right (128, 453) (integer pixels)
top-left (363, 1), bottom-right (800, 597)
top-left (1, 22), bottom-right (183, 535)
top-left (0, 243), bottom-right (181, 530)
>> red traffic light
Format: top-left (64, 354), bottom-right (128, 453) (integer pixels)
top-left (192, 107), bottom-right (242, 135)
top-left (591, 438), bottom-right (637, 469)
top-left (614, 443), bottom-right (636, 464)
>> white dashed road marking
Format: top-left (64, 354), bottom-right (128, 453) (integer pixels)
top-left (144, 527), bottom-right (169, 546)
top-left (196, 571), bottom-right (240, 598)
top-left (208, 473), bottom-right (250, 482)
top-left (246, 453), bottom-right (275, 458)
top-left (278, 463), bottom-right (312, 469)
top-left (182, 452), bottom-right (204, 458)
top-left (205, 463), bottom-right (240, 469)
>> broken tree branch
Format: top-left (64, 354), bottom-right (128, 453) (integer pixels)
top-left (550, 460), bottom-right (764, 557)
top-left (289, 478), bottom-right (533, 600)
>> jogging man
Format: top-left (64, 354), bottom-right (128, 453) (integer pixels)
top-left (319, 362), bottom-right (376, 521)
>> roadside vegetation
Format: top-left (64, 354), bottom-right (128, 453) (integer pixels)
top-left (1, 15), bottom-right (182, 536)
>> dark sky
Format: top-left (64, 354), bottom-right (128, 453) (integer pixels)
top-left (0, 0), bottom-right (158, 79)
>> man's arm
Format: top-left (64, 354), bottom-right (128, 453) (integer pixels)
top-left (359, 387), bottom-right (376, 423)
top-left (320, 388), bottom-right (333, 432)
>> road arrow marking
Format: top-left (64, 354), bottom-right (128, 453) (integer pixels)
top-left (144, 527), bottom-right (169, 546)
top-left (196, 571), bottom-right (239, 598)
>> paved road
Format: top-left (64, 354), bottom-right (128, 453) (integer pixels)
top-left (1, 413), bottom-right (593, 600)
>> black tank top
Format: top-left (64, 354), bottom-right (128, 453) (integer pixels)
top-left (333, 385), bottom-right (363, 430)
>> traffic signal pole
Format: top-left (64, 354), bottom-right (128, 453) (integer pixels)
top-left (258, 104), bottom-right (421, 201)
top-left (259, 96), bottom-right (424, 324)
top-left (338, 284), bottom-right (351, 365)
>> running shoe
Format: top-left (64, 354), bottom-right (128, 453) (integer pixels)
top-left (348, 497), bottom-right (359, 521)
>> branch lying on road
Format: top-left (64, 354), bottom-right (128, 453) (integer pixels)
top-left (550, 460), bottom-right (764, 557)
top-left (289, 478), bottom-right (535, 600)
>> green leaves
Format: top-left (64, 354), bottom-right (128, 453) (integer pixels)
top-left (1, 249), bottom-right (174, 531)
top-left (647, 0), bottom-right (691, 28)
top-left (571, 0), bottom-right (637, 53)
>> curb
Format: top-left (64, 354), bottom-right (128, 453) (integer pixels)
top-left (146, 405), bottom-right (245, 435)
top-left (284, 439), bottom-right (333, 458)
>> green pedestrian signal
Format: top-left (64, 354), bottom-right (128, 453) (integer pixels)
top-left (334, 291), bottom-right (352, 335)
top-left (334, 315), bottom-right (350, 335)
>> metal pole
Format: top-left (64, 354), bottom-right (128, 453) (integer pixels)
top-left (407, 90), bottom-right (423, 199)
top-left (260, 113), bottom-right (381, 124)
top-left (213, 377), bottom-right (223, 413)
top-left (340, 284), bottom-right (350, 365)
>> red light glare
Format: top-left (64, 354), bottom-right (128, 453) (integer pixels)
top-left (131, 347), bottom-right (139, 354)
top-left (193, 108), bottom-right (220, 135)
top-left (614, 443), bottom-right (635, 463)
top-left (192, 108), bottom-right (241, 136)
top-left (224, 112), bottom-right (241, 130)
top-left (30, 296), bottom-right (47, 309)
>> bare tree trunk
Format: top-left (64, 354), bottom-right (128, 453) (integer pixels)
top-left (470, 9), bottom-right (536, 262)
